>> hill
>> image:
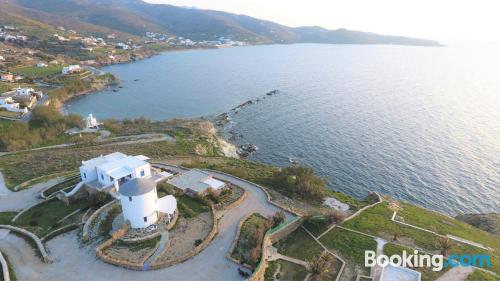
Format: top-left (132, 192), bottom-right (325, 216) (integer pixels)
top-left (1, 0), bottom-right (441, 46)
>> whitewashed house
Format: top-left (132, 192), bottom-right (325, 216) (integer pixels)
top-left (79, 152), bottom-right (151, 190)
top-left (0, 55), bottom-right (5, 61)
top-left (36, 62), bottom-right (48, 68)
top-left (62, 65), bottom-right (82, 75)
top-left (0, 97), bottom-right (27, 113)
top-left (118, 178), bottom-right (177, 228)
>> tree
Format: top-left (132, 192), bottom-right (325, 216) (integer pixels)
top-left (327, 210), bottom-right (347, 224)
top-left (308, 251), bottom-right (334, 281)
top-left (270, 211), bottom-right (286, 228)
top-left (89, 191), bottom-right (108, 208)
top-left (437, 237), bottom-right (456, 256)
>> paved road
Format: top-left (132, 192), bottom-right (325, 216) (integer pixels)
top-left (0, 133), bottom-right (174, 157)
top-left (0, 165), bottom-right (295, 281)
top-left (0, 172), bottom-right (67, 212)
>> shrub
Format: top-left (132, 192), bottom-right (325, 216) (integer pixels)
top-left (194, 239), bottom-right (203, 246)
top-left (29, 220), bottom-right (39, 226)
top-left (270, 211), bottom-right (286, 228)
top-left (89, 191), bottom-right (109, 208)
top-left (178, 202), bottom-right (196, 218)
top-left (271, 166), bottom-right (326, 200)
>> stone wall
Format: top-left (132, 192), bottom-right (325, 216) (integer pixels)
top-left (0, 225), bottom-right (50, 263)
top-left (94, 223), bottom-right (147, 270)
top-left (149, 205), bottom-right (219, 270)
top-left (250, 217), bottom-right (303, 281)
top-left (219, 190), bottom-right (248, 211)
top-left (41, 223), bottom-right (80, 242)
top-left (82, 200), bottom-right (117, 241)
top-left (0, 251), bottom-right (10, 281)
top-left (11, 197), bottom-right (57, 223)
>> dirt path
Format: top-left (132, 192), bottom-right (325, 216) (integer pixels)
top-left (436, 266), bottom-right (474, 281)
top-left (0, 165), bottom-right (295, 281)
top-left (0, 172), bottom-right (66, 212)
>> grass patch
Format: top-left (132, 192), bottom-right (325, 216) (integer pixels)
top-left (343, 202), bottom-right (500, 275)
top-left (42, 176), bottom-right (81, 197)
top-left (0, 119), bottom-right (13, 134)
top-left (275, 227), bottom-right (323, 261)
top-left (319, 227), bottom-right (376, 276)
top-left (398, 202), bottom-right (500, 250)
top-left (0, 212), bottom-right (17, 224)
top-left (11, 65), bottom-right (64, 78)
top-left (231, 213), bottom-right (271, 267)
top-left (13, 171), bottom-right (78, 191)
top-left (116, 236), bottom-right (161, 252)
top-left (15, 198), bottom-right (88, 237)
top-left (177, 194), bottom-right (210, 216)
top-left (465, 269), bottom-right (500, 281)
top-left (302, 216), bottom-right (332, 238)
top-left (383, 243), bottom-right (450, 281)
top-left (266, 260), bottom-right (308, 281)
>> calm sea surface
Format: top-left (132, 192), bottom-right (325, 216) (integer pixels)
top-left (65, 44), bottom-right (500, 215)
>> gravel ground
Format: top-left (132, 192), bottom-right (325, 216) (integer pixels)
top-left (0, 166), bottom-right (295, 281)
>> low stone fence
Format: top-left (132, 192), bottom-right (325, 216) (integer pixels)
top-left (0, 225), bottom-right (50, 263)
top-left (82, 200), bottom-right (117, 241)
top-left (218, 190), bottom-right (248, 211)
top-left (95, 223), bottom-right (144, 270)
top-left (149, 205), bottom-right (219, 270)
top-left (0, 251), bottom-right (10, 281)
top-left (11, 197), bottom-right (57, 223)
top-left (40, 175), bottom-right (80, 199)
top-left (120, 210), bottom-right (178, 244)
top-left (250, 217), bottom-right (303, 281)
top-left (41, 223), bottom-right (80, 242)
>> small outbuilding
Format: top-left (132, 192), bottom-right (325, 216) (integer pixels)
top-left (167, 169), bottom-right (227, 197)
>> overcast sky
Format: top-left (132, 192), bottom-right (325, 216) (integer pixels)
top-left (144, 0), bottom-right (499, 43)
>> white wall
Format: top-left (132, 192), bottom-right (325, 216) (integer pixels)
top-left (133, 163), bottom-right (151, 179)
top-left (79, 165), bottom-right (97, 183)
top-left (120, 191), bottom-right (158, 228)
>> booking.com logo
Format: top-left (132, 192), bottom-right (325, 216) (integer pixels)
top-left (365, 250), bottom-right (491, 272)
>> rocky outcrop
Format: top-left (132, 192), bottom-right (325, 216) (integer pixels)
top-left (455, 213), bottom-right (499, 235)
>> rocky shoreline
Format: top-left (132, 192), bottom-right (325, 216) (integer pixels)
top-left (213, 89), bottom-right (281, 158)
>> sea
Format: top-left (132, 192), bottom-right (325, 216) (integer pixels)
top-left (64, 43), bottom-right (500, 215)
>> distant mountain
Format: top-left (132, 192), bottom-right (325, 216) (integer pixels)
top-left (0, 0), bottom-right (441, 46)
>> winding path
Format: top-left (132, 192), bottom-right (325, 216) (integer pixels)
top-left (0, 164), bottom-right (295, 281)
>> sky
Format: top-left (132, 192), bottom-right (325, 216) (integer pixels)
top-left (144, 0), bottom-right (500, 44)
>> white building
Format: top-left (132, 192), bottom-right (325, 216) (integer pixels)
top-left (116, 43), bottom-right (129, 50)
top-left (168, 169), bottom-right (226, 196)
top-left (119, 178), bottom-right (177, 228)
top-left (0, 97), bottom-right (27, 113)
top-left (36, 62), bottom-right (48, 68)
top-left (85, 113), bottom-right (99, 129)
top-left (79, 152), bottom-right (151, 190)
top-left (0, 55), bottom-right (4, 61)
top-left (14, 87), bottom-right (35, 97)
top-left (62, 65), bottom-right (82, 75)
